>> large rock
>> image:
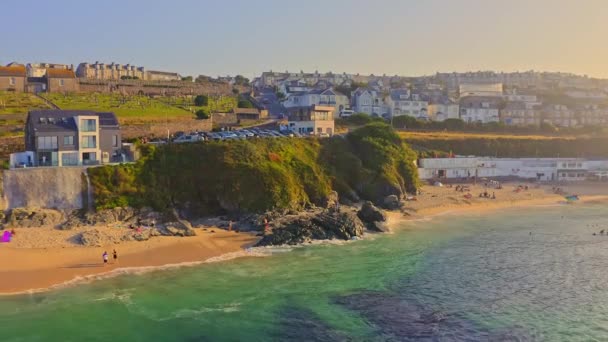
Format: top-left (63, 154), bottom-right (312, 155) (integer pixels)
top-left (84, 207), bottom-right (138, 226)
top-left (323, 191), bottom-right (339, 209)
top-left (6, 207), bottom-right (64, 228)
top-left (382, 195), bottom-right (401, 210)
top-left (162, 221), bottom-right (196, 237)
top-left (122, 228), bottom-right (162, 242)
top-left (357, 202), bottom-right (386, 226)
top-left (256, 209), bottom-right (365, 246)
top-left (79, 229), bottom-right (119, 247)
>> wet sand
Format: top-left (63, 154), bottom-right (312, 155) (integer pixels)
top-left (0, 230), bottom-right (258, 295)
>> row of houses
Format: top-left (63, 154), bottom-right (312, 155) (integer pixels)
top-left (76, 62), bottom-right (181, 81)
top-left (418, 157), bottom-right (608, 182)
top-left (0, 65), bottom-right (79, 93)
top-left (0, 61), bottom-right (183, 93)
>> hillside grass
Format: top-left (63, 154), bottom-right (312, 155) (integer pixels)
top-left (402, 131), bottom-right (608, 158)
top-left (399, 131), bottom-right (575, 141)
top-left (89, 123), bottom-right (420, 214)
top-left (0, 91), bottom-right (53, 115)
top-left (40, 93), bottom-right (194, 121)
top-left (156, 95), bottom-right (237, 113)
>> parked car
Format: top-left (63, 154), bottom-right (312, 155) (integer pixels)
top-left (173, 134), bottom-right (202, 143)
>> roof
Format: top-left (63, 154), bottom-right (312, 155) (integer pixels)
top-left (46, 69), bottom-right (76, 78)
top-left (0, 66), bottom-right (26, 77)
top-left (28, 110), bottom-right (119, 133)
top-left (233, 108), bottom-right (260, 115)
top-left (390, 88), bottom-right (410, 101)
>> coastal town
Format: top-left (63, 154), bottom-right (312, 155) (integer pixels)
top-left (5, 1), bottom-right (608, 340)
top-left (2, 59), bottom-right (608, 296)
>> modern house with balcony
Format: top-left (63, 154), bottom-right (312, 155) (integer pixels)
top-left (12, 110), bottom-right (122, 168)
top-left (283, 88), bottom-right (348, 119)
top-left (286, 105), bottom-right (335, 136)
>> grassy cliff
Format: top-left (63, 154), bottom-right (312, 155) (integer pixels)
top-left (89, 123), bottom-right (419, 214)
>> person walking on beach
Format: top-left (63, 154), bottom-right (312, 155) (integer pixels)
top-left (228, 220), bottom-right (233, 232)
top-left (113, 249), bottom-right (118, 263)
top-left (102, 251), bottom-right (109, 266)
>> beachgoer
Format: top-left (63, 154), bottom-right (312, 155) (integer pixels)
top-left (492, 192), bottom-right (496, 199)
top-left (103, 251), bottom-right (109, 265)
top-left (228, 220), bottom-right (233, 231)
top-left (151, 219), bottom-right (156, 227)
top-left (11, 229), bottom-right (16, 236)
top-left (113, 249), bottom-right (118, 263)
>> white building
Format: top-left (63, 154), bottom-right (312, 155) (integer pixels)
top-left (427, 98), bottom-right (460, 121)
top-left (418, 157), bottom-right (608, 182)
top-left (287, 105), bottom-right (334, 136)
top-left (459, 83), bottom-right (503, 97)
top-left (283, 88), bottom-right (349, 119)
top-left (387, 89), bottom-right (429, 120)
top-left (351, 88), bottom-right (389, 117)
top-left (459, 96), bottom-right (500, 123)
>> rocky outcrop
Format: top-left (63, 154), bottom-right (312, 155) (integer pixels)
top-left (256, 209), bottom-right (365, 246)
top-left (84, 207), bottom-right (138, 226)
top-left (358, 202), bottom-right (386, 223)
top-left (382, 195), bottom-right (401, 210)
top-left (161, 221), bottom-right (197, 237)
top-left (79, 229), bottom-right (119, 246)
top-left (6, 207), bottom-right (65, 228)
top-left (121, 228), bottom-right (162, 242)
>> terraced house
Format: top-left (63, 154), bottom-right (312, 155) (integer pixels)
top-left (16, 110), bottom-right (122, 167)
top-left (0, 65), bottom-right (27, 92)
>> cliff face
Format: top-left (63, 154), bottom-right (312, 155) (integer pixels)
top-left (2, 167), bottom-right (86, 210)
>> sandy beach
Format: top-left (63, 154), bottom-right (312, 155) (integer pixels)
top-left (0, 229), bottom-right (258, 295)
top-left (398, 182), bottom-right (608, 219)
top-left (1, 181), bottom-right (607, 295)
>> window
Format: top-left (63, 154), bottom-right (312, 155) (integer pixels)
top-left (59, 79), bottom-right (65, 86)
top-left (64, 136), bottom-right (74, 145)
top-left (9, 77), bottom-right (16, 86)
top-left (81, 136), bottom-right (97, 148)
top-left (61, 152), bottom-right (79, 166)
top-left (81, 119), bottom-right (96, 132)
top-left (37, 136), bottom-right (58, 149)
top-left (112, 135), bottom-right (118, 147)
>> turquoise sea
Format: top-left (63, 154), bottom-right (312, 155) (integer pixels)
top-left (1, 204), bottom-right (608, 341)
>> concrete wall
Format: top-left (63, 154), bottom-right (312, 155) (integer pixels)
top-left (2, 167), bottom-right (86, 209)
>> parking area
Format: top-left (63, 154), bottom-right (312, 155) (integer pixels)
top-left (152, 128), bottom-right (327, 144)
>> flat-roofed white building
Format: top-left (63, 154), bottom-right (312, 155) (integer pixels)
top-left (418, 157), bottom-right (607, 182)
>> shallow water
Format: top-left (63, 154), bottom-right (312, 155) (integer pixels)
top-left (1, 204), bottom-right (607, 341)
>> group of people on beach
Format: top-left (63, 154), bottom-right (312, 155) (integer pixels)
top-left (102, 249), bottom-right (118, 265)
top-left (479, 191), bottom-right (496, 199)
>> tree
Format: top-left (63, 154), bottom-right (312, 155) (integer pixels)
top-left (392, 115), bottom-right (421, 129)
top-left (234, 75), bottom-right (250, 86)
top-left (238, 99), bottom-right (254, 108)
top-left (195, 108), bottom-right (210, 120)
top-left (181, 76), bottom-right (193, 82)
top-left (443, 118), bottom-right (465, 130)
top-left (194, 95), bottom-right (209, 107)
top-left (232, 88), bottom-right (240, 95)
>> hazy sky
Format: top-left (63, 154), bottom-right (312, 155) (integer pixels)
top-left (2, 0), bottom-right (607, 78)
